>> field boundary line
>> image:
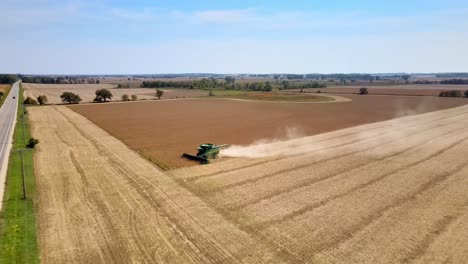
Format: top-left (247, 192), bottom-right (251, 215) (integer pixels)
top-left (203, 120), bottom-right (467, 196)
top-left (176, 106), bottom-right (468, 181)
top-left (188, 109), bottom-right (468, 188)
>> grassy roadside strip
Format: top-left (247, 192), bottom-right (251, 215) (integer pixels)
top-left (0, 83), bottom-right (39, 263)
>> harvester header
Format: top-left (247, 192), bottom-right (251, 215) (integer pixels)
top-left (182, 143), bottom-right (229, 164)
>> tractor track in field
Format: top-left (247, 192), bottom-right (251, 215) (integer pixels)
top-left (186, 112), bottom-right (468, 208)
top-left (227, 123), bottom-right (468, 213)
top-left (400, 202), bottom-right (468, 264)
top-left (197, 122), bottom-right (467, 197)
top-left (304, 162), bottom-right (468, 259)
top-left (30, 103), bottom-right (468, 263)
top-left (178, 107), bottom-right (468, 183)
top-left (252, 132), bottom-right (468, 231)
top-left (56, 108), bottom-right (224, 263)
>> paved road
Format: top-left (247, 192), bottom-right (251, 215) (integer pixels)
top-left (0, 81), bottom-right (19, 210)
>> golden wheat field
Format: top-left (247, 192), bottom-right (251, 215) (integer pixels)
top-left (29, 104), bottom-right (468, 263)
top-left (0, 84), bottom-right (9, 92)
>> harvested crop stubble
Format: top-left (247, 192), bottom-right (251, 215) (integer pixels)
top-left (30, 104), bottom-right (468, 263)
top-left (201, 124), bottom-right (465, 202)
top-left (0, 84), bottom-right (9, 92)
top-left (30, 106), bottom-right (285, 263)
top-left (22, 83), bottom-right (156, 104)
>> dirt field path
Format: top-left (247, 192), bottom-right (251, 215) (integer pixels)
top-left (30, 104), bottom-right (468, 263)
top-left (220, 93), bottom-right (351, 103)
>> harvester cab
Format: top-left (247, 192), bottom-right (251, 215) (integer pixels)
top-left (182, 143), bottom-right (229, 164)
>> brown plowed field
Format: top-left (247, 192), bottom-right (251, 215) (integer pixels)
top-left (303, 84), bottom-right (468, 96)
top-left (70, 96), bottom-right (467, 168)
top-left (30, 104), bottom-right (468, 263)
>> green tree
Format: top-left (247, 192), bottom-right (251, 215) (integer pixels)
top-left (121, 94), bottom-right (129, 101)
top-left (117, 83), bottom-right (130, 88)
top-left (94, 89), bottom-right (113, 102)
top-left (24, 97), bottom-right (38, 105)
top-left (131, 94), bottom-right (138, 101)
top-left (264, 82), bottom-right (273, 92)
top-left (37, 95), bottom-right (48, 105)
top-left (60, 92), bottom-right (82, 104)
top-left (359, 87), bottom-right (369, 95)
top-left (156, 89), bottom-right (164, 99)
top-left (439, 90), bottom-right (462, 97)
top-left (464, 90), bottom-right (468, 98)
top-left (402, 75), bottom-right (411, 83)
top-left (26, 138), bottom-right (39, 149)
top-left (0, 74), bottom-right (17, 84)
top-left (224, 76), bottom-right (235, 84)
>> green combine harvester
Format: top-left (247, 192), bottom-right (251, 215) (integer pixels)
top-left (182, 143), bottom-right (229, 164)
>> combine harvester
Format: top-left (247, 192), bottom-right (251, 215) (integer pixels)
top-left (182, 143), bottom-right (229, 164)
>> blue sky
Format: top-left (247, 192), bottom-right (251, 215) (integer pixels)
top-left (1, 0), bottom-right (468, 74)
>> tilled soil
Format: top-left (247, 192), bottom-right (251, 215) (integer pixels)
top-left (304, 84), bottom-right (468, 96)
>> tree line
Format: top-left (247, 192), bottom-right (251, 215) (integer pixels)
top-left (0, 74), bottom-right (18, 84)
top-left (141, 77), bottom-right (326, 91)
top-left (24, 89), bottom-right (164, 105)
top-left (272, 73), bottom-right (376, 80)
top-left (440, 79), bottom-right (468, 85)
top-left (436, 73), bottom-right (468, 78)
top-left (439, 90), bottom-right (468, 98)
top-left (141, 78), bottom-right (222, 89)
top-left (20, 76), bottom-right (100, 84)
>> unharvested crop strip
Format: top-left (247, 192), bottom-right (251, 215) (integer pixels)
top-left (300, 153), bottom-right (468, 259)
top-left (400, 201), bottom-right (468, 264)
top-left (253, 131), bottom-right (468, 230)
top-left (183, 108), bottom-right (468, 183)
top-left (229, 123), bottom-right (468, 211)
top-left (202, 117), bottom-right (468, 198)
top-left (174, 126), bottom-right (468, 263)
